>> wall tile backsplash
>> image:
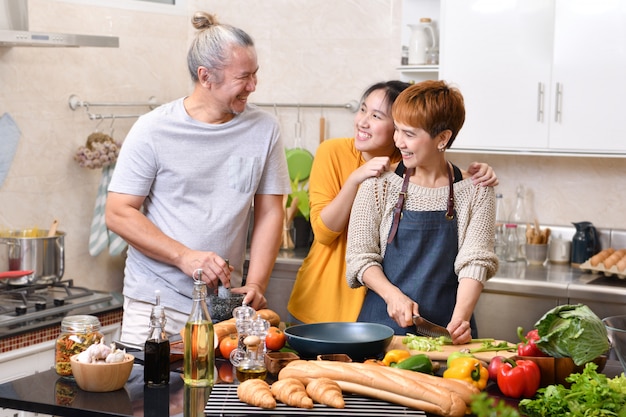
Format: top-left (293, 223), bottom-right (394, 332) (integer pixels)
top-left (1, 0), bottom-right (625, 292)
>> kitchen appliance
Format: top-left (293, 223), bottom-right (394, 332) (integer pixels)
top-left (571, 221), bottom-right (599, 265)
top-left (0, 0), bottom-right (118, 47)
top-left (0, 279), bottom-right (121, 337)
top-left (0, 229), bottom-right (65, 285)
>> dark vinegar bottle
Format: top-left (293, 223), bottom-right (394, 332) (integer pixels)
top-left (144, 291), bottom-right (170, 386)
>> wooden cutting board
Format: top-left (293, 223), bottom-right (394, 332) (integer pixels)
top-left (386, 336), bottom-right (517, 363)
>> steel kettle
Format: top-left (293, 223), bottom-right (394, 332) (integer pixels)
top-left (571, 221), bottom-right (599, 265)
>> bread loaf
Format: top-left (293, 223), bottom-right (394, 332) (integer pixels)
top-left (279, 360), bottom-right (468, 417)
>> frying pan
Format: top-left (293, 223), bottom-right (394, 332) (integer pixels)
top-left (284, 322), bottom-right (394, 361)
top-left (285, 109), bottom-right (314, 182)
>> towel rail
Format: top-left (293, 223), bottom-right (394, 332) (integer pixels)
top-left (253, 100), bottom-right (359, 113)
top-left (68, 94), bottom-right (160, 111)
top-left (68, 94), bottom-right (360, 121)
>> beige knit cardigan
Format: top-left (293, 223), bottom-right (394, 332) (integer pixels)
top-left (346, 170), bottom-right (499, 288)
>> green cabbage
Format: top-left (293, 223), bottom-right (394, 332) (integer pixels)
top-left (534, 304), bottom-right (610, 366)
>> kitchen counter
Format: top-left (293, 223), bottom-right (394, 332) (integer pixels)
top-left (269, 250), bottom-right (626, 342)
top-left (0, 358), bottom-right (622, 417)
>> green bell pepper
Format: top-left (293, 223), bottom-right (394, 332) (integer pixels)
top-left (390, 353), bottom-right (434, 374)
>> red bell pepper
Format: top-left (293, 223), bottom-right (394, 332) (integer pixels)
top-left (517, 327), bottom-right (547, 357)
top-left (496, 358), bottom-right (541, 398)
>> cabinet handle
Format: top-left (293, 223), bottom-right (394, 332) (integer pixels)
top-left (537, 82), bottom-right (544, 122)
top-left (554, 82), bottom-right (563, 123)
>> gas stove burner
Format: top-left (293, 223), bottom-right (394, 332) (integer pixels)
top-left (0, 279), bottom-right (120, 338)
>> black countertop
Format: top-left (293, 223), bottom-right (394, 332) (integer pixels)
top-left (0, 357), bottom-right (622, 417)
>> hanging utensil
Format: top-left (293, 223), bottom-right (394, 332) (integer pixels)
top-left (285, 106), bottom-right (314, 183)
top-left (319, 108), bottom-right (326, 144)
top-left (281, 196), bottom-right (299, 250)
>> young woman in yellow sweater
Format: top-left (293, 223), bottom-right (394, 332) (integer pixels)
top-left (287, 81), bottom-right (498, 324)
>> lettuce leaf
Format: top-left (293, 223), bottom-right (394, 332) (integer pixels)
top-left (534, 304), bottom-right (610, 366)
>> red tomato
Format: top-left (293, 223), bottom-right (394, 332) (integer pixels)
top-left (219, 333), bottom-right (239, 358)
top-left (217, 361), bottom-right (234, 383)
top-left (265, 326), bottom-right (286, 351)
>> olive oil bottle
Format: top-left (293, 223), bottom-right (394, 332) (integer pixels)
top-left (183, 275), bottom-right (215, 387)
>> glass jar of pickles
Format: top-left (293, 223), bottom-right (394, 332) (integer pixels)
top-left (55, 315), bottom-right (103, 377)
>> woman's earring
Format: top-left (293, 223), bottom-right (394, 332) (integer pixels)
top-left (438, 146), bottom-right (445, 152)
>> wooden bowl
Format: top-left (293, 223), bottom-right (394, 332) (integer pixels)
top-left (264, 351), bottom-right (299, 374)
top-left (316, 353), bottom-right (352, 362)
top-left (70, 353), bottom-right (134, 392)
top-left (516, 355), bottom-right (607, 388)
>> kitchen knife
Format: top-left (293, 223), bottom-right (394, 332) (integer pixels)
top-left (412, 315), bottom-right (452, 340)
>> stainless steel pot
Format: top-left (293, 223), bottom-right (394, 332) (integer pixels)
top-left (0, 230), bottom-right (65, 285)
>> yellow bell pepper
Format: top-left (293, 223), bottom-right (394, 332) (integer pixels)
top-left (443, 356), bottom-right (489, 390)
top-left (381, 349), bottom-right (411, 366)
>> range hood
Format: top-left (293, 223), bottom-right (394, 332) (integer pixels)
top-left (0, 0), bottom-right (118, 48)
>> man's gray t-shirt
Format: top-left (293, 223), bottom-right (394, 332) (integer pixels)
top-left (109, 98), bottom-right (291, 314)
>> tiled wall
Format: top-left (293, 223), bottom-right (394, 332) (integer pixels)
top-left (1, 0), bottom-right (625, 295)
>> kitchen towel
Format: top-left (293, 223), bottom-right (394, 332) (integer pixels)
top-left (0, 113), bottom-right (21, 189)
top-left (88, 163), bottom-right (127, 256)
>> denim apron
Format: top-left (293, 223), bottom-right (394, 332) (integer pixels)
top-left (357, 162), bottom-right (477, 337)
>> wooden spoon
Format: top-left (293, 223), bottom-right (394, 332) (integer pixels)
top-left (319, 116), bottom-right (326, 144)
top-left (48, 219), bottom-right (59, 237)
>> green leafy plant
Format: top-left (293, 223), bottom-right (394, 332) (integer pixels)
top-left (519, 362), bottom-right (626, 417)
top-left (470, 392), bottom-right (520, 417)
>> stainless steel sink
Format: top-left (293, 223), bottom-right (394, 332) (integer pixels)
top-left (586, 275), bottom-right (626, 287)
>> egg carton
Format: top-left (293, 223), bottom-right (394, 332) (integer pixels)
top-left (579, 259), bottom-right (626, 279)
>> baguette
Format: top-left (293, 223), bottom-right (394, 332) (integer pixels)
top-left (383, 363), bottom-right (478, 404)
top-left (337, 380), bottom-right (460, 417)
top-left (279, 360), bottom-right (467, 417)
top-left (295, 359), bottom-right (477, 403)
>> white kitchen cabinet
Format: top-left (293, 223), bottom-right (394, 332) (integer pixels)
top-left (439, 0), bottom-right (626, 155)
